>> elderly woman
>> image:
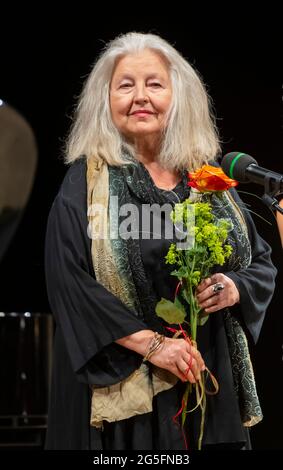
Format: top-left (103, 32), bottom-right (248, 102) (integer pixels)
top-left (45, 32), bottom-right (276, 450)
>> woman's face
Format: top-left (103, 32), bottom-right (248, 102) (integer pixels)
top-left (110, 49), bottom-right (172, 144)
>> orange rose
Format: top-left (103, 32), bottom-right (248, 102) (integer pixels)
top-left (188, 165), bottom-right (238, 191)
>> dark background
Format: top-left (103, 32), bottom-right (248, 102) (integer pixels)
top-left (0, 11), bottom-right (282, 449)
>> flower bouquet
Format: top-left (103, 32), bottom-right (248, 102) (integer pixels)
top-left (155, 165), bottom-right (238, 449)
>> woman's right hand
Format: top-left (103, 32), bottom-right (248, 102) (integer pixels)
top-left (148, 337), bottom-right (206, 384)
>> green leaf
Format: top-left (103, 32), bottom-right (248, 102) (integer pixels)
top-left (181, 288), bottom-right (191, 305)
top-left (155, 298), bottom-right (186, 324)
top-left (174, 296), bottom-right (185, 312)
top-left (197, 311), bottom-right (209, 326)
top-left (170, 266), bottom-right (188, 278)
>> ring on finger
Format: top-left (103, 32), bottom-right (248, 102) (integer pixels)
top-left (212, 282), bottom-right (224, 294)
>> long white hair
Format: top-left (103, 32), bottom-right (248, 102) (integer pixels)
top-left (65, 32), bottom-right (220, 170)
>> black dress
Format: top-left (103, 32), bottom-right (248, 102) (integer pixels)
top-left (45, 160), bottom-right (276, 450)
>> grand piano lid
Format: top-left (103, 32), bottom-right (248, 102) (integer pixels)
top-left (0, 100), bottom-right (37, 262)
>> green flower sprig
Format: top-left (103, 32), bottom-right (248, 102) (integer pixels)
top-left (168, 200), bottom-right (232, 286)
top-left (155, 196), bottom-right (233, 449)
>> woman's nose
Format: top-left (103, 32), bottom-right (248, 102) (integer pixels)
top-left (133, 85), bottom-right (149, 104)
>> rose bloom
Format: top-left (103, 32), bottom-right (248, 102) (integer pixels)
top-left (188, 165), bottom-right (238, 191)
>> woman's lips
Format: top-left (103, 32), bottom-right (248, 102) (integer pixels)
top-left (130, 110), bottom-right (154, 116)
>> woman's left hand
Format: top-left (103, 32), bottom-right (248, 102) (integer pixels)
top-left (195, 273), bottom-right (240, 314)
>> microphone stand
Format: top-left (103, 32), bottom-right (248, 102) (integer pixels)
top-left (261, 174), bottom-right (283, 215)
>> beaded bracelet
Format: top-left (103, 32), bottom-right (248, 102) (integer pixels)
top-left (142, 332), bottom-right (165, 363)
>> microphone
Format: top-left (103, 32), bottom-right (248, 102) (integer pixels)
top-left (221, 152), bottom-right (283, 192)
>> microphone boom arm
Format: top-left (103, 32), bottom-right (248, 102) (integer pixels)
top-left (262, 172), bottom-right (283, 215)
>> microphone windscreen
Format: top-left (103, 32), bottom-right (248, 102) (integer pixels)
top-left (221, 152), bottom-right (258, 182)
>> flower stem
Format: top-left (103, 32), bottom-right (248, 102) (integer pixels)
top-left (181, 386), bottom-right (189, 427)
top-left (189, 282), bottom-right (197, 341)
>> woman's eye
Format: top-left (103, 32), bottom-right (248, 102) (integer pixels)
top-left (120, 83), bottom-right (132, 88)
top-left (149, 82), bottom-right (162, 88)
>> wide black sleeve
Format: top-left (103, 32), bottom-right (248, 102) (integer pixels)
top-left (45, 191), bottom-right (147, 386)
top-left (224, 188), bottom-right (277, 343)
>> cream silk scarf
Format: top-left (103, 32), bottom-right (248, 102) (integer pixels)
top-left (87, 158), bottom-right (177, 428)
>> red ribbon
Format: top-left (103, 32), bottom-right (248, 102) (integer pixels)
top-left (174, 280), bottom-right (182, 298)
top-left (165, 324), bottom-right (193, 449)
top-left (173, 399), bottom-right (189, 450)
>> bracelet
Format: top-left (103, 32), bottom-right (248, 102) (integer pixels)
top-left (143, 332), bottom-right (165, 363)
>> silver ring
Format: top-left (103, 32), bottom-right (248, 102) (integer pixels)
top-left (212, 282), bottom-right (224, 293)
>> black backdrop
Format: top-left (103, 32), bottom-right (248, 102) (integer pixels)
top-left (0, 12), bottom-right (282, 449)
